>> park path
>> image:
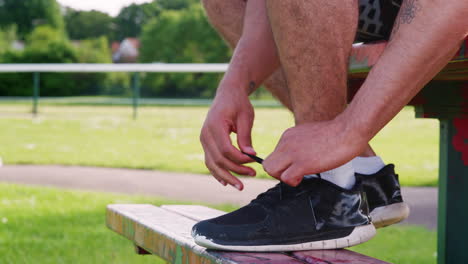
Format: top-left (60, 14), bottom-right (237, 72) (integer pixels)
top-left (0, 165), bottom-right (437, 230)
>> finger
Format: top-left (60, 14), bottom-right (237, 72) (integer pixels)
top-left (203, 153), bottom-right (228, 186)
top-left (262, 150), bottom-right (292, 180)
top-left (208, 135), bottom-right (256, 176)
top-left (210, 169), bottom-right (228, 186)
top-left (218, 157), bottom-right (256, 177)
top-left (211, 165), bottom-right (244, 190)
top-left (236, 113), bottom-right (256, 155)
top-left (205, 153), bottom-right (244, 190)
top-left (210, 125), bottom-right (252, 164)
top-left (280, 163), bottom-right (306, 187)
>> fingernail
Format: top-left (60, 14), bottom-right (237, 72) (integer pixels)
top-left (244, 147), bottom-right (256, 155)
top-left (234, 184), bottom-right (242, 190)
top-left (220, 179), bottom-right (227, 186)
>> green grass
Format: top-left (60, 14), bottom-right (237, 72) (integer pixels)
top-left (0, 104), bottom-right (439, 186)
top-left (0, 183), bottom-right (436, 264)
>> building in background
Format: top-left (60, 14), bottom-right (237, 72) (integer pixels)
top-left (112, 38), bottom-right (140, 63)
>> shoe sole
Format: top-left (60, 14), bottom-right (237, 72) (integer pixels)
top-left (193, 224), bottom-right (376, 252)
top-left (370, 202), bottom-right (410, 228)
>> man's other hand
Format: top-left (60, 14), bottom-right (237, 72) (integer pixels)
top-left (263, 119), bottom-right (366, 186)
top-left (200, 87), bottom-right (257, 190)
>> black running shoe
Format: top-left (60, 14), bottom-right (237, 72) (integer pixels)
top-left (191, 177), bottom-right (376, 251)
top-left (356, 164), bottom-right (410, 228)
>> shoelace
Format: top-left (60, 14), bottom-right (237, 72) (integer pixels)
top-left (242, 151), bottom-right (323, 203)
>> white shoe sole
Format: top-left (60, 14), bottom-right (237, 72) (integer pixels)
top-left (193, 224), bottom-right (376, 252)
top-left (370, 202), bottom-right (410, 228)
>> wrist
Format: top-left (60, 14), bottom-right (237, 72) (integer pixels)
top-left (216, 77), bottom-right (252, 99)
top-left (334, 110), bottom-right (373, 147)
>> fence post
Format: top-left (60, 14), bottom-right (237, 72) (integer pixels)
top-left (32, 72), bottom-right (40, 115)
top-left (132, 72), bottom-right (140, 120)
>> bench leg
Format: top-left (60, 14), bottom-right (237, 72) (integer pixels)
top-left (438, 118), bottom-right (468, 264)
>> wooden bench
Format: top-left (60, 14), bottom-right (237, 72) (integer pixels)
top-left (106, 204), bottom-right (390, 264)
top-left (106, 37), bottom-right (468, 264)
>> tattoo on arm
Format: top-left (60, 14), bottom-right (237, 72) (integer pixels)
top-left (248, 81), bottom-right (256, 94)
top-left (391, 0), bottom-right (422, 38)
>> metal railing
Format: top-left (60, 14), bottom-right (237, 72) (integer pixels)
top-left (0, 63), bottom-right (229, 119)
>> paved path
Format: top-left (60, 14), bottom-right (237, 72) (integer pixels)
top-left (0, 165), bottom-right (437, 230)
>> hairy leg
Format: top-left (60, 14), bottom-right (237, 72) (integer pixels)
top-left (202, 0), bottom-right (292, 109)
top-left (202, 0), bottom-right (376, 156)
top-left (266, 0), bottom-right (358, 124)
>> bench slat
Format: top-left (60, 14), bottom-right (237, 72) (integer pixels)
top-left (107, 204), bottom-right (391, 264)
top-left (161, 205), bottom-right (224, 221)
top-left (106, 204), bottom-right (304, 264)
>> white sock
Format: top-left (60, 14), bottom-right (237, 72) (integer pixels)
top-left (352, 156), bottom-right (385, 175)
top-left (304, 161), bottom-right (355, 190)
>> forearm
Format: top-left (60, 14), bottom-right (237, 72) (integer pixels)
top-left (218, 0), bottom-right (280, 96)
top-left (343, 0), bottom-right (468, 143)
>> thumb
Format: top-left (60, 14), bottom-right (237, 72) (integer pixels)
top-left (236, 113), bottom-right (256, 155)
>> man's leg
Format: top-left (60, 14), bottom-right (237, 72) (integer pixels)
top-left (202, 0), bottom-right (291, 109)
top-left (202, 0), bottom-right (378, 158)
top-left (266, 0), bottom-right (356, 123)
top-left (264, 0), bottom-right (359, 189)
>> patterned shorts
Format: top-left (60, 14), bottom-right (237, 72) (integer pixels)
top-left (356, 0), bottom-right (403, 43)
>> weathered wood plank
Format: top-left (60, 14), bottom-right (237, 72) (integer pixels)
top-left (106, 204), bottom-right (303, 264)
top-left (108, 204), bottom-right (391, 264)
top-left (161, 205), bottom-right (224, 221)
top-left (293, 250), bottom-right (390, 264)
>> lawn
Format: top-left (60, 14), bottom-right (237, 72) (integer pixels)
top-left (0, 103), bottom-right (439, 186)
top-left (0, 183), bottom-right (436, 264)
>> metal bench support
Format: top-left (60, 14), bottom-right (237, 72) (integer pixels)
top-left (438, 118), bottom-right (468, 264)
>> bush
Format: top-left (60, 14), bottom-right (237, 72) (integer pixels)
top-left (139, 4), bottom-right (231, 98)
top-left (0, 26), bottom-right (128, 97)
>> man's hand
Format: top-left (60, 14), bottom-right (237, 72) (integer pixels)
top-left (262, 119), bottom-right (366, 186)
top-left (200, 87), bottom-right (257, 190)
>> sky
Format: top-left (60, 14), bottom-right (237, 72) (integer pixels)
top-left (57, 0), bottom-right (153, 17)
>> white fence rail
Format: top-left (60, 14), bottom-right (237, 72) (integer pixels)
top-left (0, 63), bottom-right (229, 118)
top-left (0, 63), bottom-right (229, 73)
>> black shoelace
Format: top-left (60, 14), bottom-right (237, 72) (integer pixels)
top-left (242, 151), bottom-right (322, 204)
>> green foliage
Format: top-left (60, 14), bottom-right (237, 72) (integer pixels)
top-left (0, 0), bottom-right (232, 98)
top-left (0, 25), bottom-right (18, 54)
top-left (114, 2), bottom-right (161, 41)
top-left (76, 37), bottom-right (132, 96)
top-left (140, 4), bottom-right (231, 98)
top-left (0, 26), bottom-right (77, 96)
top-left (0, 0), bottom-right (64, 38)
top-left (65, 9), bottom-right (115, 40)
top-left (157, 0), bottom-right (199, 10)
top-left (0, 27), bottom-right (126, 96)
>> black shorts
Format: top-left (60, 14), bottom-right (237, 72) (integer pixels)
top-left (355, 0), bottom-right (402, 43)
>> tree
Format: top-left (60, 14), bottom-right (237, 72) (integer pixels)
top-left (0, 0), bottom-right (64, 38)
top-left (65, 9), bottom-right (115, 40)
top-left (157, 0), bottom-right (198, 10)
top-left (114, 2), bottom-right (160, 41)
top-left (0, 25), bottom-right (18, 54)
top-left (139, 4), bottom-right (231, 97)
top-left (0, 26), bottom-right (127, 97)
